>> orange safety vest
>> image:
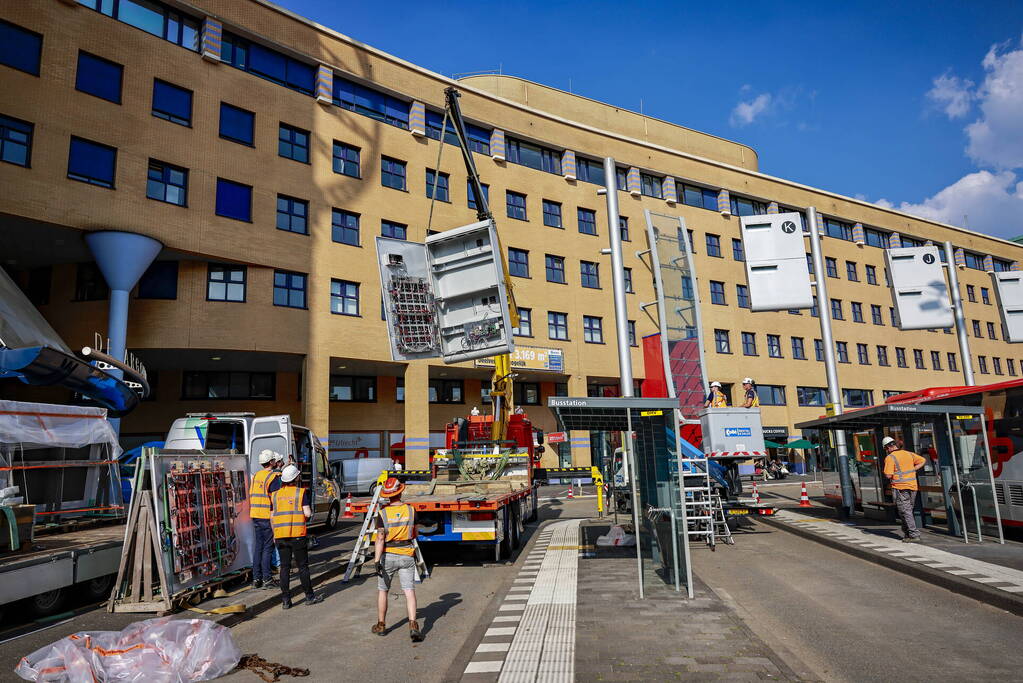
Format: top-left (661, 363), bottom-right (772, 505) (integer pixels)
top-left (249, 468), bottom-right (279, 520)
top-left (271, 486), bottom-right (308, 539)
top-left (709, 389), bottom-right (727, 408)
top-left (378, 503), bottom-right (415, 556)
top-left (884, 450), bottom-right (923, 491)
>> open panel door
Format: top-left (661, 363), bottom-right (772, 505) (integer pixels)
top-left (248, 414), bottom-right (292, 475)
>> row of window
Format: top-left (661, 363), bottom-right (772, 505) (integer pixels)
top-left (508, 250), bottom-right (634, 291)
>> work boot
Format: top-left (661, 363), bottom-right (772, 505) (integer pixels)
top-left (371, 621), bottom-right (386, 635)
top-left (305, 594), bottom-right (323, 605)
top-left (251, 579), bottom-right (263, 589)
top-left (409, 620), bottom-right (423, 642)
top-left (262, 578), bottom-right (280, 590)
top-left (282, 599), bottom-right (292, 610)
top-left (903, 536), bottom-right (922, 543)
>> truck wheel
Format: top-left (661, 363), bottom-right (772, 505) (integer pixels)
top-left (324, 503), bottom-right (340, 531)
top-left (83, 575), bottom-right (115, 601)
top-left (29, 589), bottom-right (65, 617)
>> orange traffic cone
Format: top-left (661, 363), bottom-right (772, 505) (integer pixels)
top-left (343, 492), bottom-right (354, 519)
top-left (752, 481), bottom-right (761, 505)
top-left (566, 483), bottom-right (574, 499)
top-left (799, 481), bottom-right (812, 507)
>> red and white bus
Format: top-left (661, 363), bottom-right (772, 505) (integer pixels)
top-left (886, 378), bottom-right (1023, 528)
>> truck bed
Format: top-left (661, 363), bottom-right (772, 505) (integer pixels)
top-left (351, 479), bottom-right (533, 513)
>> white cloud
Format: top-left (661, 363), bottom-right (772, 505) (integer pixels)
top-left (884, 170), bottom-right (1023, 239)
top-left (966, 38), bottom-right (1023, 169)
top-left (926, 72), bottom-right (975, 119)
top-left (730, 93), bottom-right (772, 127)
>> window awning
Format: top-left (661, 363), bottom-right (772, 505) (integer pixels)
top-left (795, 403), bottom-right (982, 431)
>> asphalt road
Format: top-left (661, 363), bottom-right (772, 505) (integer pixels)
top-left (693, 519), bottom-right (1023, 683)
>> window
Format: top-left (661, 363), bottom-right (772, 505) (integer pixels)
top-left (871, 304), bottom-right (883, 326)
top-left (545, 255), bottom-right (565, 284)
top-left (207, 264), bottom-right (245, 302)
top-left (576, 157), bottom-right (605, 185)
top-left (967, 285), bottom-right (976, 302)
top-left (729, 194), bottom-right (766, 217)
top-left (884, 268), bottom-right (891, 286)
top-left (74, 262), bottom-right (109, 301)
top-left (806, 253), bottom-right (815, 275)
top-left (1009, 359), bottom-right (1017, 376)
top-left (948, 353), bottom-right (958, 372)
top-left (507, 191), bottom-right (527, 220)
top-left (710, 281), bottom-right (726, 305)
top-left (687, 229), bottom-right (696, 253)
top-left (767, 334), bottom-right (782, 358)
top-left (331, 209), bottom-right (359, 246)
top-left (994, 357), bottom-right (1003, 375)
top-left (543, 200), bottom-right (562, 228)
top-left (680, 183), bottom-right (720, 212)
top-left (756, 385), bottom-right (786, 406)
top-left (814, 339), bottom-right (825, 362)
top-left (513, 308), bottom-right (532, 337)
top-left (830, 299), bottom-right (843, 320)
top-left (987, 322), bottom-right (997, 340)
top-left (137, 261), bottom-right (177, 299)
top-left (381, 219), bottom-right (406, 240)
top-left (68, 137), bottom-right (116, 188)
top-left (214, 178), bottom-right (251, 221)
top-left (425, 168), bottom-right (450, 201)
top-left (736, 284), bottom-right (751, 309)
top-left (797, 386), bottom-right (828, 407)
top-left (741, 332), bottom-right (757, 356)
top-left (514, 382), bottom-right (541, 406)
top-left (928, 350), bottom-right (941, 371)
top-left (714, 329), bottom-right (731, 354)
top-left (624, 268), bottom-right (634, 293)
top-left (508, 248), bottom-right (529, 278)
top-left (979, 356), bottom-right (989, 374)
top-left (640, 172), bottom-right (662, 198)
top-left (619, 216), bottom-right (630, 242)
top-left (825, 257), bottom-right (838, 278)
top-left (273, 270), bottom-right (306, 309)
top-left (548, 311), bottom-right (568, 340)
top-left (183, 371), bottom-right (275, 400)
top-left (865, 265), bottom-right (878, 285)
top-left (913, 349), bottom-right (925, 369)
top-left (895, 347), bottom-right (907, 368)
top-left (329, 279), bottom-right (359, 316)
top-left (846, 261), bottom-right (858, 281)
top-left (583, 316), bottom-right (603, 343)
top-left (706, 234), bottom-right (722, 257)
top-left (219, 103), bottom-right (254, 145)
top-left (836, 341), bottom-right (849, 363)
top-left (972, 320), bottom-right (982, 338)
top-left (628, 321), bottom-right (637, 347)
top-left (822, 218), bottom-right (853, 241)
top-left (843, 388), bottom-right (873, 408)
top-left (811, 296), bottom-right (819, 317)
top-left (219, 31), bottom-right (315, 95)
top-left (791, 337), bottom-right (806, 359)
top-left (332, 141), bottom-right (360, 177)
top-left (506, 136), bottom-right (561, 174)
top-left (877, 345), bottom-right (889, 366)
top-left (144, 159), bottom-right (187, 206)
top-left (857, 343), bottom-right (870, 365)
top-left (851, 302), bottom-right (863, 323)
top-left (424, 110), bottom-right (490, 153)
top-left (577, 208), bottom-right (597, 235)
top-left (277, 123), bottom-right (310, 163)
top-left (732, 238), bottom-right (744, 262)
top-left (332, 75), bottom-right (408, 128)
top-left (580, 261), bottom-right (600, 288)
top-left (681, 276), bottom-right (694, 301)
top-left (275, 195), bottom-right (307, 234)
top-left (467, 182), bottom-right (489, 211)
top-left (788, 309), bottom-right (802, 315)
top-left (145, 79), bottom-right (194, 130)
top-left (981, 287), bottom-right (991, 305)
top-left (0, 19), bottom-right (43, 75)
top-left (329, 375), bottom-right (376, 401)
top-left (0, 114), bottom-right (32, 167)
top-left (890, 307), bottom-right (898, 326)
top-left (79, 0), bottom-right (200, 51)
top-left (964, 252), bottom-right (985, 271)
top-left (381, 156), bottom-right (407, 190)
top-left (75, 51), bottom-right (122, 103)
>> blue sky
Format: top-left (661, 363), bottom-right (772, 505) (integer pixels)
top-left (277, 1), bottom-right (1023, 237)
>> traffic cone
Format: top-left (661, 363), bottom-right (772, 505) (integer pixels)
top-left (799, 481), bottom-right (812, 507)
top-left (342, 492), bottom-right (354, 519)
top-left (566, 483), bottom-right (574, 499)
top-left (752, 481), bottom-right (761, 505)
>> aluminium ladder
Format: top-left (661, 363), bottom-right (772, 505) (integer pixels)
top-left (678, 454), bottom-right (716, 550)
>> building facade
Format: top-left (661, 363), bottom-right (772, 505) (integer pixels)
top-left (2, 0), bottom-right (1022, 467)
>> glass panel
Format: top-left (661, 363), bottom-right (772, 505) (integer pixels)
top-left (948, 414), bottom-right (1002, 542)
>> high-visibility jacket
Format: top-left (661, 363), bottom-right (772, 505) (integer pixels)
top-left (249, 468), bottom-right (280, 520)
top-left (378, 503), bottom-right (415, 556)
top-left (271, 486), bottom-right (308, 539)
top-left (884, 450), bottom-right (925, 491)
top-left (745, 388), bottom-right (760, 408)
top-left (707, 389), bottom-right (727, 408)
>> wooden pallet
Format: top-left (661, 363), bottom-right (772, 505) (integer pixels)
top-left (108, 492), bottom-right (172, 614)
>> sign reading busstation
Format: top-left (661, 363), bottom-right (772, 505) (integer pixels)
top-left (475, 346), bottom-right (564, 372)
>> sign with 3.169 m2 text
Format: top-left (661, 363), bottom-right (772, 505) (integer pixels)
top-left (475, 346), bottom-right (564, 372)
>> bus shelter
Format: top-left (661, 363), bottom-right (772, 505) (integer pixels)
top-left (796, 403), bottom-right (1004, 544)
top-left (548, 396), bottom-right (694, 598)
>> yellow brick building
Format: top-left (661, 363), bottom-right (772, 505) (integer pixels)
top-left (2, 0), bottom-right (1021, 468)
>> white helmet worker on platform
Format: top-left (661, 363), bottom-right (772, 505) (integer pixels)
top-left (705, 381), bottom-right (727, 408)
top-left (742, 378), bottom-right (760, 409)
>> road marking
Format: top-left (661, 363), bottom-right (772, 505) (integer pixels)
top-left (492, 615), bottom-right (522, 622)
top-left (486, 627), bottom-right (517, 637)
top-left (498, 603), bottom-right (526, 611)
top-left (464, 661), bottom-right (503, 674)
top-left (477, 642), bottom-right (512, 653)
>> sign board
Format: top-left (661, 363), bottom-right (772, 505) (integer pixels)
top-left (884, 246), bottom-right (953, 330)
top-left (825, 403), bottom-right (836, 417)
top-left (547, 431), bottom-right (567, 444)
top-left (990, 271), bottom-right (1023, 342)
top-left (475, 345), bottom-right (563, 372)
top-left (640, 410), bottom-right (663, 417)
top-left (739, 212), bottom-right (813, 311)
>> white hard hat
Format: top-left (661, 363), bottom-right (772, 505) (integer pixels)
top-left (742, 377), bottom-right (754, 384)
top-left (258, 449), bottom-right (275, 465)
top-left (882, 436), bottom-right (897, 448)
top-left (273, 451), bottom-right (285, 462)
top-left (710, 381), bottom-right (722, 388)
top-left (281, 464), bottom-right (300, 483)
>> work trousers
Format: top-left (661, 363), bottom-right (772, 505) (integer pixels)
top-left (893, 489), bottom-right (920, 539)
top-left (251, 519), bottom-right (274, 582)
top-left (276, 537), bottom-right (314, 602)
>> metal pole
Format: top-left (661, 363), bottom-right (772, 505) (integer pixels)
top-left (943, 241), bottom-right (975, 386)
top-left (625, 408), bottom-right (643, 598)
top-left (603, 157), bottom-right (634, 398)
top-left (806, 207), bottom-right (855, 519)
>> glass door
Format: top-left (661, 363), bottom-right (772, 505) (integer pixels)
top-left (946, 414), bottom-right (1004, 543)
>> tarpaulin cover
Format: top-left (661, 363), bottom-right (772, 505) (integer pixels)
top-left (15, 618), bottom-right (240, 683)
top-left (0, 267), bottom-right (70, 352)
top-left (0, 400), bottom-right (121, 459)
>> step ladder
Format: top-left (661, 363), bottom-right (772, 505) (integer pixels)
top-left (342, 487), bottom-right (429, 583)
top-left (678, 456), bottom-right (716, 550)
top-left (710, 492), bottom-right (734, 547)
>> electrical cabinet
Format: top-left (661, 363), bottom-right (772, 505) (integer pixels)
top-left (884, 246), bottom-right (953, 330)
top-left (699, 407), bottom-right (766, 455)
top-left (990, 271), bottom-right (1023, 342)
top-left (739, 212), bottom-right (813, 311)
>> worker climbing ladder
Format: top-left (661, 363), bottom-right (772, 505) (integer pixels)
top-left (342, 487), bottom-right (428, 583)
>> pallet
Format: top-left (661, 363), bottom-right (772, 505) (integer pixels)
top-left (108, 491), bottom-right (173, 614)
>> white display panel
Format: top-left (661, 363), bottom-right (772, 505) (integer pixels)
top-left (991, 271), bottom-right (1023, 343)
top-left (884, 246), bottom-right (954, 330)
top-left (740, 212), bottom-right (813, 311)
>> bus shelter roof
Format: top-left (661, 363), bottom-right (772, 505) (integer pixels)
top-left (795, 403), bottom-right (983, 431)
top-left (547, 396), bottom-right (679, 432)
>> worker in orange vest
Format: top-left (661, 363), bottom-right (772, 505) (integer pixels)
top-left (372, 477), bottom-right (422, 642)
top-left (249, 449), bottom-right (280, 590)
top-left (882, 437), bottom-right (926, 543)
top-left (271, 464), bottom-right (323, 608)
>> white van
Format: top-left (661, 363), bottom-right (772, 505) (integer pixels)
top-left (164, 413), bottom-right (342, 530)
top-left (331, 457), bottom-right (395, 495)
